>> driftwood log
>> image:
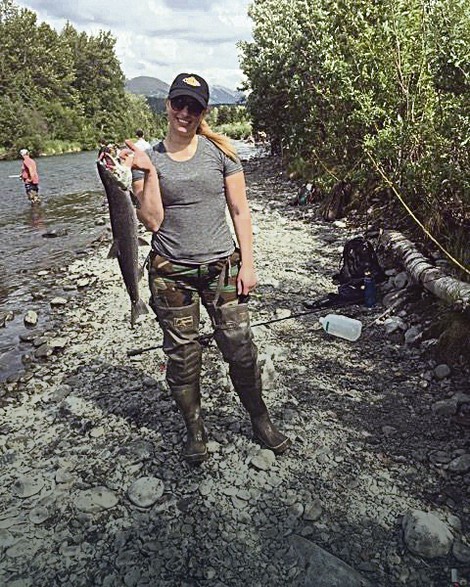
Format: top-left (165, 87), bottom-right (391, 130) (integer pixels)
top-left (382, 230), bottom-right (470, 310)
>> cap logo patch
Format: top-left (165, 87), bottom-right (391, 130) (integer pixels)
top-left (183, 76), bottom-right (200, 87)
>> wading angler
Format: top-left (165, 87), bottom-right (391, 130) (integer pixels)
top-left (122, 72), bottom-right (291, 464)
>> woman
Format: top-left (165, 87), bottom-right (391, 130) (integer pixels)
top-left (124, 72), bottom-right (290, 464)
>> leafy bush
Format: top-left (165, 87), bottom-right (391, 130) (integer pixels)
top-left (215, 122), bottom-right (252, 140)
top-left (239, 0), bottom-right (470, 276)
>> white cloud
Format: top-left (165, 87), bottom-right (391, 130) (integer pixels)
top-left (17, 0), bottom-right (253, 89)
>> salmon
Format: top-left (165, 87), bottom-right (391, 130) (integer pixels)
top-left (97, 160), bottom-right (148, 326)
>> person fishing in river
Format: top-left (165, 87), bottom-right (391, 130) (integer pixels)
top-left (121, 72), bottom-right (291, 464)
top-left (19, 149), bottom-right (40, 204)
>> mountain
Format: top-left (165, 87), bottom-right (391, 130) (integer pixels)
top-left (125, 76), bottom-right (244, 105)
top-left (210, 85), bottom-right (245, 105)
top-left (125, 76), bottom-right (169, 97)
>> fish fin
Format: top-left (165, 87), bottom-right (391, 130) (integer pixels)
top-left (107, 241), bottom-right (119, 259)
top-left (131, 299), bottom-right (149, 327)
top-left (138, 236), bottom-right (150, 247)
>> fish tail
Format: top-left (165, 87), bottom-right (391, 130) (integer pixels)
top-left (130, 298), bottom-right (149, 327)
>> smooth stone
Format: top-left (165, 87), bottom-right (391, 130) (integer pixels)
top-left (11, 475), bottom-right (45, 498)
top-left (448, 454), bottom-right (470, 474)
top-left (28, 506), bottom-right (51, 525)
top-left (50, 297), bottom-right (68, 307)
top-left (24, 310), bottom-right (38, 326)
top-left (250, 449), bottom-right (276, 471)
top-left (127, 477), bottom-right (164, 508)
top-left (402, 510), bottom-right (453, 558)
top-left (434, 364), bottom-right (451, 379)
top-left (74, 487), bottom-right (119, 513)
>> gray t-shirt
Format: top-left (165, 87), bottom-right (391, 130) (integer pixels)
top-left (141, 135), bottom-right (242, 264)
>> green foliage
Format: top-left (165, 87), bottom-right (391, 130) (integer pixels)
top-left (206, 105), bottom-right (252, 138)
top-left (0, 1), bottom-right (159, 158)
top-left (239, 0), bottom-right (470, 274)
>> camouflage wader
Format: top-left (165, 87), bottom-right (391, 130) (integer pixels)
top-left (148, 249), bottom-right (290, 463)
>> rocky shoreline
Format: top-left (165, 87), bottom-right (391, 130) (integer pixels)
top-left (1, 156), bottom-right (469, 586)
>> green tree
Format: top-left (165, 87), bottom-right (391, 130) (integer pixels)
top-left (239, 0), bottom-right (470, 271)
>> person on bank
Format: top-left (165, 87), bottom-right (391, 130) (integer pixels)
top-left (19, 149), bottom-right (40, 203)
top-left (134, 129), bottom-right (152, 151)
top-left (123, 72), bottom-right (291, 463)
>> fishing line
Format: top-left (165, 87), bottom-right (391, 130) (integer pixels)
top-left (126, 297), bottom-right (358, 357)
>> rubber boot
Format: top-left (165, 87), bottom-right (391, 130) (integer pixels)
top-left (211, 302), bottom-right (291, 454)
top-left (170, 384), bottom-right (208, 463)
top-left (154, 302), bottom-right (208, 463)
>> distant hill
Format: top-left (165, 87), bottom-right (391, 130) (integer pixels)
top-left (125, 76), bottom-right (169, 97)
top-left (125, 76), bottom-right (245, 106)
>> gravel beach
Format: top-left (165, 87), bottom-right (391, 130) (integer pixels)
top-left (1, 155), bottom-right (469, 587)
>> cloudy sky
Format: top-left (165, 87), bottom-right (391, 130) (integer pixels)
top-left (18, 0), bottom-right (253, 90)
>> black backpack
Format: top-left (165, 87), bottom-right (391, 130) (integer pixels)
top-left (334, 236), bottom-right (386, 286)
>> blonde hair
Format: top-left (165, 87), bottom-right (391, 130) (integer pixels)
top-left (197, 119), bottom-right (238, 161)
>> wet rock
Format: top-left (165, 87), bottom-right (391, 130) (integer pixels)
top-left (402, 510), bottom-right (454, 558)
top-left (42, 228), bottom-right (68, 238)
top-left (34, 343), bottom-right (54, 358)
top-left (24, 310), bottom-right (38, 326)
top-left (50, 297), bottom-right (68, 307)
top-left (77, 278), bottom-right (91, 288)
top-left (0, 311), bottom-right (14, 327)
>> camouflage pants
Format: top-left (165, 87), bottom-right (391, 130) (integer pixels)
top-left (148, 249), bottom-right (242, 311)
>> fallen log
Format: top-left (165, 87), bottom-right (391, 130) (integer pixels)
top-left (381, 230), bottom-right (470, 310)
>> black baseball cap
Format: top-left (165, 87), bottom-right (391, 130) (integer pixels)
top-left (168, 73), bottom-right (210, 109)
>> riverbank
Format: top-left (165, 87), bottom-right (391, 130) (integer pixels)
top-left (1, 156), bottom-right (469, 586)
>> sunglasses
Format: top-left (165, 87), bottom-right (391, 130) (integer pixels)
top-left (170, 96), bottom-right (204, 116)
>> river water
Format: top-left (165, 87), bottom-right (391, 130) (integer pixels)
top-left (0, 141), bottom-right (262, 382)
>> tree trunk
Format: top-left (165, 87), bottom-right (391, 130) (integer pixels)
top-left (382, 230), bottom-right (470, 309)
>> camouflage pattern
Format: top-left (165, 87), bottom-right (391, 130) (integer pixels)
top-left (148, 249), bottom-right (241, 309)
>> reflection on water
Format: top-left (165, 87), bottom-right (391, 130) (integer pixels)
top-left (29, 204), bottom-right (47, 231)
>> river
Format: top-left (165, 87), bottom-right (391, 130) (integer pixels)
top-left (0, 141), bottom-right (262, 382)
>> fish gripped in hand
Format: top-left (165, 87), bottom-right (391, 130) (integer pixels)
top-left (96, 158), bottom-right (148, 326)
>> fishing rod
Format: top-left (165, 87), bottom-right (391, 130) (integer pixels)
top-left (127, 296), bottom-right (360, 357)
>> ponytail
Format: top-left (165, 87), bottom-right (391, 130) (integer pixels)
top-left (197, 119), bottom-right (238, 162)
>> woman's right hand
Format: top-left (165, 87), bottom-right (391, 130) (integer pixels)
top-left (121, 140), bottom-right (154, 174)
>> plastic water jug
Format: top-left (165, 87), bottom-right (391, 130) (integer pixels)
top-left (319, 314), bottom-right (362, 341)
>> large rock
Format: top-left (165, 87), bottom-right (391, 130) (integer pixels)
top-left (127, 477), bottom-right (164, 508)
top-left (289, 535), bottom-right (373, 586)
top-left (402, 510), bottom-right (453, 558)
top-left (74, 487), bottom-right (119, 513)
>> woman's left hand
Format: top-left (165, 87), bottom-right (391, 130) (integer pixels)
top-left (120, 140), bottom-right (154, 173)
top-left (237, 264), bottom-right (257, 297)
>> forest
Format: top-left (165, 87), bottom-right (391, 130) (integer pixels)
top-left (0, 0), bottom-right (157, 158)
top-left (239, 0), bottom-right (470, 276)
